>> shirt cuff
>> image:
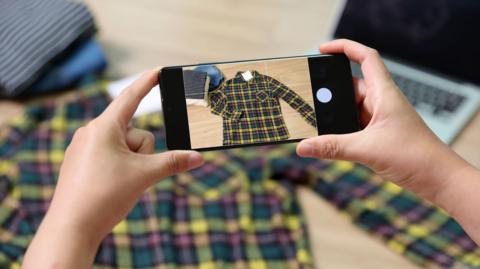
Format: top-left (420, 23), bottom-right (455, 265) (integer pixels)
top-left (306, 112), bottom-right (317, 127)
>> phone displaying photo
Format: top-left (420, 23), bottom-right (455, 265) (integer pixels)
top-left (160, 54), bottom-right (359, 151)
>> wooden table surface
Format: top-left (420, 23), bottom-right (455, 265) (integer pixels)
top-left (1, 1), bottom-right (479, 268)
top-left (187, 58), bottom-right (317, 149)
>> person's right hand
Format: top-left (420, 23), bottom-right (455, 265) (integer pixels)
top-left (297, 39), bottom-right (474, 207)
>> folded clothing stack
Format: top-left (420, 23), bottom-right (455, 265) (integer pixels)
top-left (182, 65), bottom-right (225, 107)
top-left (183, 70), bottom-right (210, 106)
top-left (0, 0), bottom-right (106, 97)
top-left (183, 70), bottom-right (209, 100)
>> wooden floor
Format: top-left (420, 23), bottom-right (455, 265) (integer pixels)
top-left (187, 58), bottom-right (317, 149)
top-left (1, 0), bottom-right (479, 268)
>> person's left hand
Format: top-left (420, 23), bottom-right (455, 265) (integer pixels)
top-left (22, 69), bottom-right (204, 269)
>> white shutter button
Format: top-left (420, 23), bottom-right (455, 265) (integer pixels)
top-left (316, 88), bottom-right (332, 103)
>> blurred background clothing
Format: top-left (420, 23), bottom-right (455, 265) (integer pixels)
top-left (24, 39), bottom-right (107, 96)
top-left (0, 84), bottom-right (478, 269)
top-left (0, 0), bottom-right (106, 97)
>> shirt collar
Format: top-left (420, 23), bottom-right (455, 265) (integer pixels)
top-left (235, 70), bottom-right (260, 82)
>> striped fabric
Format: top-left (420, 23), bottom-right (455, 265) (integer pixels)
top-left (0, 0), bottom-right (96, 96)
top-left (0, 83), bottom-right (479, 268)
top-left (209, 71), bottom-right (317, 146)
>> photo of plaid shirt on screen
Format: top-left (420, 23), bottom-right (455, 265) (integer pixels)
top-left (209, 70), bottom-right (317, 146)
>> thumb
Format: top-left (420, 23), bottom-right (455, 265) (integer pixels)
top-left (296, 132), bottom-right (364, 162)
top-left (139, 150), bottom-right (204, 181)
top-left (126, 128), bottom-right (155, 154)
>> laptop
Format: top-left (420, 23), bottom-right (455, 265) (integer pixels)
top-left (318, 0), bottom-right (480, 144)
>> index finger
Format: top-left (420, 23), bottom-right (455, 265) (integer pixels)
top-left (320, 39), bottom-right (391, 86)
top-left (102, 68), bottom-right (160, 128)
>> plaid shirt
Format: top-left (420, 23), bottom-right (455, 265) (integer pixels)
top-left (1, 84), bottom-right (479, 269)
top-left (0, 85), bottom-right (313, 269)
top-left (209, 71), bottom-right (317, 146)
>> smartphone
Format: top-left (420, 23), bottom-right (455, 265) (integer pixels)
top-left (159, 54), bottom-right (359, 151)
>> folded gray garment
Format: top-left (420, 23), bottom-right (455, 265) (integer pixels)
top-left (183, 70), bottom-right (209, 100)
top-left (0, 0), bottom-right (96, 97)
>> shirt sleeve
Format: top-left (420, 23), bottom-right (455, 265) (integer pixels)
top-left (208, 83), bottom-right (242, 120)
top-left (269, 77), bottom-right (317, 128)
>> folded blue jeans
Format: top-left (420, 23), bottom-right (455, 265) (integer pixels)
top-left (26, 39), bottom-right (107, 95)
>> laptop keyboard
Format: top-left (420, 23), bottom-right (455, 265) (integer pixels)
top-left (391, 73), bottom-right (466, 116)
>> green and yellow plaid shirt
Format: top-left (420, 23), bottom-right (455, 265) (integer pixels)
top-left (2, 84), bottom-right (480, 268)
top-left (209, 71), bottom-right (317, 146)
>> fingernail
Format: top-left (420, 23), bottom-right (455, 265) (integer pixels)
top-left (297, 142), bottom-right (315, 157)
top-left (187, 152), bottom-right (204, 169)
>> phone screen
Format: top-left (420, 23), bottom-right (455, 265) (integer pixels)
top-left (160, 54), bottom-right (359, 150)
top-left (184, 57), bottom-right (319, 149)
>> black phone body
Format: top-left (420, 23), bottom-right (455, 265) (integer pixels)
top-left (160, 54), bottom-right (359, 151)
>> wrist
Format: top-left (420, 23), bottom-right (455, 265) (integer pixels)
top-left (23, 213), bottom-right (101, 269)
top-left (433, 163), bottom-right (479, 217)
top-left (415, 142), bottom-right (475, 214)
top-left (43, 205), bottom-right (106, 248)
